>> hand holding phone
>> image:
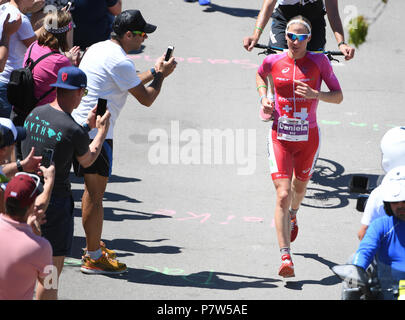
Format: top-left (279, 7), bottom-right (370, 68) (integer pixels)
top-left (97, 98), bottom-right (107, 117)
top-left (165, 46), bottom-right (175, 61)
top-left (41, 148), bottom-right (54, 168)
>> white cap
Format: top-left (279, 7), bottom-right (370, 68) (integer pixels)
top-left (380, 126), bottom-right (405, 173)
top-left (381, 165), bottom-right (405, 202)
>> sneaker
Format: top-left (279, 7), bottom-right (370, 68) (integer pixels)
top-left (199, 0), bottom-right (211, 5)
top-left (83, 241), bottom-right (117, 260)
top-left (278, 254), bottom-right (295, 278)
top-left (290, 216), bottom-right (299, 242)
top-left (81, 253), bottom-right (127, 275)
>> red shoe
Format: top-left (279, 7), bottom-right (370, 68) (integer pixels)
top-left (278, 254), bottom-right (295, 278)
top-left (290, 216), bottom-right (299, 242)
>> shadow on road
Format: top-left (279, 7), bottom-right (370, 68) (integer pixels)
top-left (106, 268), bottom-right (281, 290)
top-left (202, 3), bottom-right (259, 18)
top-left (283, 253), bottom-right (341, 290)
top-left (303, 158), bottom-right (380, 210)
top-left (69, 236), bottom-right (182, 260)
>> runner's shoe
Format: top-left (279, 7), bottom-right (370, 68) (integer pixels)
top-left (278, 254), bottom-right (295, 278)
top-left (81, 253), bottom-right (127, 275)
top-left (290, 216), bottom-right (299, 242)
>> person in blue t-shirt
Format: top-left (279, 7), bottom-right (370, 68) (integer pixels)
top-left (352, 165), bottom-right (405, 300)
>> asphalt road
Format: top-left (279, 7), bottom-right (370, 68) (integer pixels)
top-left (58, 0), bottom-right (404, 302)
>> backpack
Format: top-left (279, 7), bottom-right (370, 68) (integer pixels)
top-left (7, 43), bottom-right (58, 117)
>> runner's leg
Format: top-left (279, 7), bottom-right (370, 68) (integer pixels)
top-left (273, 178), bottom-right (292, 249)
top-left (291, 174), bottom-right (309, 211)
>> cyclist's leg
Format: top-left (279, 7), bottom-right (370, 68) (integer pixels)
top-left (268, 10), bottom-right (288, 50)
top-left (307, 18), bottom-right (326, 51)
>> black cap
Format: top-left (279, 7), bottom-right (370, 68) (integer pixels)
top-left (112, 10), bottom-right (157, 36)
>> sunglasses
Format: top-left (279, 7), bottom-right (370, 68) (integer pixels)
top-left (132, 31), bottom-right (146, 37)
top-left (82, 88), bottom-right (88, 97)
top-left (15, 172), bottom-right (41, 198)
top-left (286, 32), bottom-right (311, 42)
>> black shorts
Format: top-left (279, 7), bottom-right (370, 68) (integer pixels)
top-left (73, 139), bottom-right (113, 178)
top-left (269, 7), bottom-right (326, 51)
top-left (41, 194), bottom-right (74, 257)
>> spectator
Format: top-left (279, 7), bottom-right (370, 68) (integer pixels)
top-left (0, 117), bottom-right (42, 212)
top-left (358, 126), bottom-right (405, 240)
top-left (71, 9), bottom-right (176, 275)
top-left (71, 0), bottom-right (122, 51)
top-left (352, 166), bottom-right (405, 300)
top-left (0, 0), bottom-right (36, 118)
top-left (11, 9), bottom-right (79, 160)
top-left (26, 9), bottom-right (78, 106)
top-left (0, 166), bottom-right (56, 300)
top-left (21, 65), bottom-right (111, 297)
top-left (0, 13), bottom-right (22, 72)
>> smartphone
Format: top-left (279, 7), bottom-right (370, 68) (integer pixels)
top-left (165, 46), bottom-right (174, 61)
top-left (41, 148), bottom-right (54, 168)
top-left (97, 98), bottom-right (107, 117)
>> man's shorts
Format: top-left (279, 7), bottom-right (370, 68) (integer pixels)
top-left (73, 139), bottom-right (113, 178)
top-left (267, 126), bottom-right (320, 181)
top-left (269, 8), bottom-right (326, 51)
top-left (41, 194), bottom-right (74, 257)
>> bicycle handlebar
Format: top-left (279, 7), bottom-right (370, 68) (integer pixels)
top-left (253, 44), bottom-right (345, 61)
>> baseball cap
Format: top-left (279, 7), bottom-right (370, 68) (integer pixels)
top-left (4, 173), bottom-right (43, 209)
top-left (112, 9), bottom-right (157, 36)
top-left (50, 66), bottom-right (87, 90)
top-left (0, 118), bottom-right (26, 148)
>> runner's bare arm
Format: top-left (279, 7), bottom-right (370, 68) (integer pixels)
top-left (294, 80), bottom-right (343, 104)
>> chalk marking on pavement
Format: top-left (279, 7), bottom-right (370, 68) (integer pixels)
top-left (129, 54), bottom-right (345, 70)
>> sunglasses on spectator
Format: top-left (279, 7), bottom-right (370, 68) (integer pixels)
top-left (82, 88), bottom-right (88, 97)
top-left (132, 31), bottom-right (146, 37)
top-left (286, 32), bottom-right (311, 42)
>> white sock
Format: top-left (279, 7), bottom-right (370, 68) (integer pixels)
top-left (88, 248), bottom-right (102, 260)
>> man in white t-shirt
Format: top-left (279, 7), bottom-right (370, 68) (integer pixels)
top-left (0, 0), bottom-right (36, 118)
top-left (357, 126), bottom-right (405, 240)
top-left (71, 9), bottom-right (176, 275)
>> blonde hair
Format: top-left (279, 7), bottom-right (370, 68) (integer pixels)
top-left (286, 15), bottom-right (312, 34)
top-left (38, 10), bottom-right (72, 52)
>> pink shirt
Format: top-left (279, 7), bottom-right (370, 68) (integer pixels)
top-left (23, 41), bottom-right (72, 106)
top-left (0, 214), bottom-right (52, 300)
top-left (258, 52), bottom-right (341, 128)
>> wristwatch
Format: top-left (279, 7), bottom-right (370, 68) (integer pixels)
top-left (338, 41), bottom-right (347, 47)
top-left (16, 159), bottom-right (23, 172)
top-left (150, 67), bottom-right (157, 77)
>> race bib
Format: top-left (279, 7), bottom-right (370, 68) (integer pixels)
top-left (277, 117), bottom-right (309, 141)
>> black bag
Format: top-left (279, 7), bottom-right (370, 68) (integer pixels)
top-left (7, 43), bottom-right (58, 117)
